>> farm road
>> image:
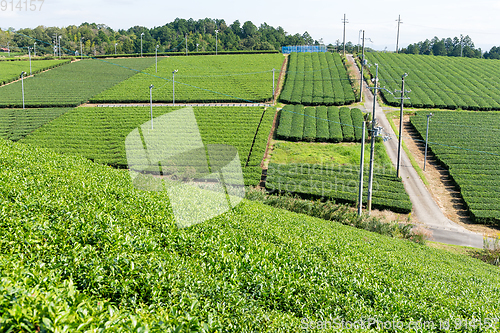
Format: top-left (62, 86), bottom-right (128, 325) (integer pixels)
top-left (346, 54), bottom-right (486, 248)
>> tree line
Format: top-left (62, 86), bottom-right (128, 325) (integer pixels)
top-left (0, 18), bottom-right (321, 56)
top-left (400, 35), bottom-right (500, 59)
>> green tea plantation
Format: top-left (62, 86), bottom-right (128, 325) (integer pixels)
top-left (1, 139), bottom-right (500, 332)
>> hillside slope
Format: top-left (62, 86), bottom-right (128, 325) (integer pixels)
top-left (1, 139), bottom-right (499, 332)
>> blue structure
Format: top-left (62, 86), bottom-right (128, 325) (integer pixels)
top-left (281, 45), bottom-right (327, 54)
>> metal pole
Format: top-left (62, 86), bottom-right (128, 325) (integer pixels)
top-left (172, 70), bottom-right (178, 106)
top-left (155, 45), bottom-right (158, 73)
top-left (28, 47), bottom-right (31, 75)
top-left (59, 36), bottom-right (61, 58)
top-left (80, 38), bottom-right (83, 59)
top-left (358, 121), bottom-right (366, 216)
top-left (272, 68), bottom-right (275, 101)
top-left (141, 33), bottom-right (144, 57)
top-left (149, 85), bottom-right (154, 129)
top-left (424, 113), bottom-right (433, 171)
top-left (7, 42), bottom-right (9, 57)
top-left (115, 43), bottom-right (117, 55)
top-left (359, 30), bottom-right (365, 103)
top-left (396, 73), bottom-right (407, 178)
top-left (21, 72), bottom-right (25, 109)
top-left (186, 34), bottom-right (188, 56)
top-left (34, 42), bottom-right (36, 57)
top-left (215, 30), bottom-right (218, 55)
top-left (367, 63), bottom-right (378, 214)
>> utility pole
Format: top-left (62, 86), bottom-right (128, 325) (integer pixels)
top-left (367, 64), bottom-right (380, 214)
top-left (358, 121), bottom-right (366, 216)
top-left (342, 14), bottom-right (349, 55)
top-left (357, 30), bottom-right (362, 53)
top-left (186, 34), bottom-right (188, 56)
top-left (395, 15), bottom-right (403, 53)
top-left (460, 35), bottom-right (463, 57)
top-left (424, 113), bottom-right (433, 171)
top-left (396, 73), bottom-right (410, 178)
top-left (359, 30), bottom-right (365, 103)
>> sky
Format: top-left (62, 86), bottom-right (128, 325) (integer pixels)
top-left (1, 0), bottom-right (500, 52)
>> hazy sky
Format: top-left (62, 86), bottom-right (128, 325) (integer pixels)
top-left (1, 0), bottom-right (499, 51)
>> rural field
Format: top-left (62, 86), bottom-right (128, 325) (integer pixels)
top-left (411, 110), bottom-right (500, 225)
top-left (2, 139), bottom-right (500, 330)
top-left (20, 105), bottom-right (274, 186)
top-left (1, 48), bottom-right (500, 331)
top-left (276, 105), bottom-right (366, 142)
top-left (279, 52), bottom-right (356, 105)
top-left (90, 54), bottom-right (284, 103)
top-left (0, 58), bottom-right (70, 85)
top-left (365, 52), bottom-right (500, 110)
top-left (0, 58), bottom-right (157, 107)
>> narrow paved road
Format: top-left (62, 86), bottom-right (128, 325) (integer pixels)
top-left (346, 55), bottom-right (485, 248)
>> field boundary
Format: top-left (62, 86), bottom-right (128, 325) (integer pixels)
top-left (82, 102), bottom-right (272, 107)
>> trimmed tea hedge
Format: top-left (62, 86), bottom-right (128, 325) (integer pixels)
top-left (411, 110), bottom-right (500, 225)
top-left (276, 105), bottom-right (365, 143)
top-left (280, 52), bottom-right (355, 106)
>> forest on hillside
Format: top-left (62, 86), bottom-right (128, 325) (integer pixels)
top-left (400, 34), bottom-right (500, 59)
top-left (0, 18), bottom-right (320, 56)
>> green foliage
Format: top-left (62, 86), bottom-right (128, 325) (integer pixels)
top-left (276, 105), bottom-right (294, 140)
top-left (0, 108), bottom-right (73, 141)
top-left (315, 106), bottom-right (329, 141)
top-left (91, 54), bottom-right (284, 104)
top-left (0, 59), bottom-right (70, 86)
top-left (339, 107), bottom-right (355, 142)
top-left (1, 139), bottom-right (500, 331)
top-left (8, 20), bottom-right (318, 56)
top-left (276, 105), bottom-right (365, 143)
top-left (366, 52), bottom-right (500, 110)
top-left (20, 106), bottom-right (272, 186)
top-left (0, 58), bottom-right (156, 107)
top-left (350, 108), bottom-right (366, 141)
top-left (302, 107), bottom-right (316, 141)
top-left (482, 236), bottom-right (500, 266)
top-left (266, 162), bottom-right (412, 213)
top-left (411, 110), bottom-right (500, 225)
top-left (289, 104), bottom-right (305, 141)
top-left (246, 187), bottom-right (415, 241)
top-left (327, 106), bottom-right (343, 143)
top-left (280, 52), bottom-right (355, 106)
top-left (401, 35), bottom-right (481, 58)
